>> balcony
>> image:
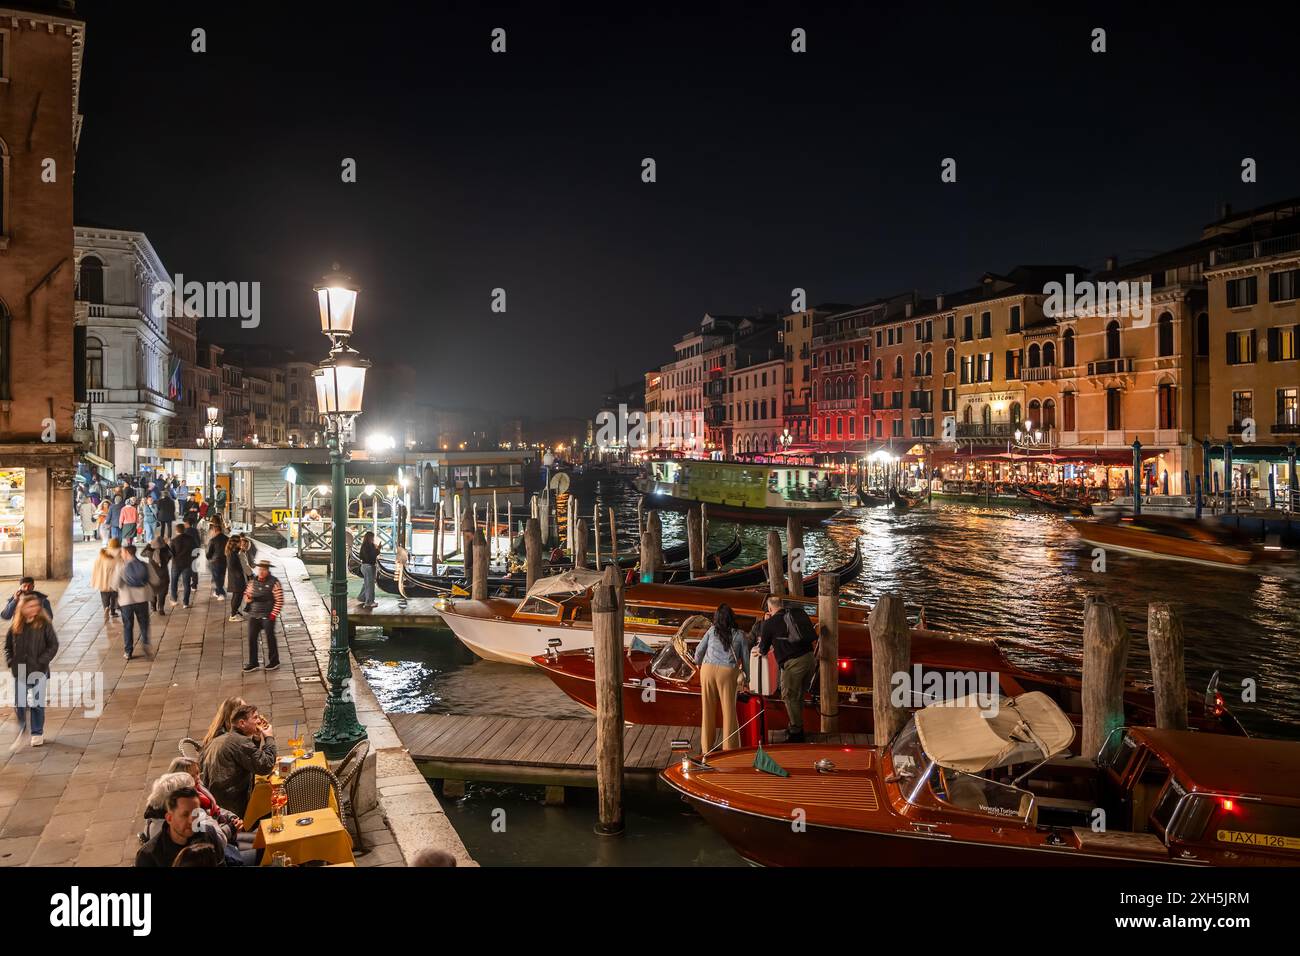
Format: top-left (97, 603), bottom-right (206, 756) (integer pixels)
top-left (1023, 366), bottom-right (1057, 382)
top-left (1273, 422), bottom-right (1300, 435)
top-left (1086, 358), bottom-right (1134, 376)
top-left (1212, 233), bottom-right (1300, 266)
top-left (82, 387), bottom-right (175, 411)
top-left (956, 422), bottom-right (1014, 439)
top-left (817, 398), bottom-right (858, 411)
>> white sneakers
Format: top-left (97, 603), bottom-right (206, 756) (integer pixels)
top-left (31, 735), bottom-right (44, 747)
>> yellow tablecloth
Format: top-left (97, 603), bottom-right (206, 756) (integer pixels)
top-left (242, 751), bottom-right (338, 829)
top-left (254, 808), bottom-right (354, 866)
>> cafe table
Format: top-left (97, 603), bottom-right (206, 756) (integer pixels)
top-left (242, 751), bottom-right (338, 830)
top-left (254, 807), bottom-right (354, 866)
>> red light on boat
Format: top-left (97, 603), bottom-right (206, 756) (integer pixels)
top-left (1214, 693), bottom-right (1225, 716)
top-left (838, 659), bottom-right (851, 671)
top-left (1222, 799), bottom-right (1234, 811)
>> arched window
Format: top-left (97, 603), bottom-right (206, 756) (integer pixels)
top-left (847, 376), bottom-right (855, 399)
top-left (913, 352), bottom-right (922, 375)
top-left (924, 351), bottom-right (932, 376)
top-left (1027, 399), bottom-right (1040, 424)
top-left (1106, 320), bottom-right (1121, 359)
top-left (762, 435), bottom-right (770, 453)
top-left (1157, 312), bottom-right (1174, 357)
top-left (1062, 328), bottom-right (1075, 367)
top-left (982, 404), bottom-right (992, 429)
top-left (1010, 401), bottom-right (1022, 426)
top-left (760, 399), bottom-right (767, 420)
top-left (962, 404), bottom-right (974, 424)
top-left (863, 374), bottom-right (870, 395)
top-left (1028, 344), bottom-right (1041, 368)
top-left (894, 356), bottom-right (903, 378)
top-left (1062, 391), bottom-right (1076, 431)
top-left (1043, 341), bottom-right (1056, 366)
top-left (79, 255), bottom-right (106, 304)
top-left (85, 337), bottom-right (105, 389)
top-left (1042, 398), bottom-right (1057, 429)
top-left (945, 347), bottom-right (955, 373)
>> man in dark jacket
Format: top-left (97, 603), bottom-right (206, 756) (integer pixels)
top-left (135, 787), bottom-right (203, 867)
top-left (5, 593), bottom-right (59, 749)
top-left (1, 577), bottom-right (53, 620)
top-left (169, 521), bottom-right (198, 608)
top-left (242, 560), bottom-right (283, 671)
top-left (156, 493), bottom-right (176, 539)
top-left (199, 705), bottom-right (276, 816)
top-left (754, 595), bottom-right (818, 742)
top-left (141, 533), bottom-right (172, 615)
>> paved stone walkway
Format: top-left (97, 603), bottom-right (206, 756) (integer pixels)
top-left (0, 540), bottom-right (399, 867)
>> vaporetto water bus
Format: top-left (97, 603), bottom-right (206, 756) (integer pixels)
top-left (633, 459), bottom-right (843, 523)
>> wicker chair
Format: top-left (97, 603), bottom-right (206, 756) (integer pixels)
top-left (284, 765), bottom-right (342, 815)
top-left (332, 739), bottom-right (370, 852)
top-left (179, 737), bottom-right (202, 760)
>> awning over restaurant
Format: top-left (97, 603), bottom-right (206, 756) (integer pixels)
top-left (1204, 443), bottom-right (1297, 463)
top-left (930, 446), bottom-right (1168, 466)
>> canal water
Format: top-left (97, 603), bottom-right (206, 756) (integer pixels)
top-left (324, 485), bottom-right (1300, 865)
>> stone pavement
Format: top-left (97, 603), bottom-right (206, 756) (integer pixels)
top-left (0, 539), bottom-right (402, 867)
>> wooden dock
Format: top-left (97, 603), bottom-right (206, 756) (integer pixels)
top-left (390, 712), bottom-right (873, 799)
top-left (347, 597), bottom-right (446, 634)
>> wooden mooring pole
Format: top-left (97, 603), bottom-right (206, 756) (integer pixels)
top-left (766, 529), bottom-right (785, 596)
top-left (607, 506), bottom-right (617, 570)
top-left (648, 510), bottom-right (664, 575)
top-left (524, 517), bottom-right (542, 592)
top-left (817, 571), bottom-right (840, 734)
top-left (433, 499), bottom-right (443, 565)
top-left (575, 518), bottom-right (589, 569)
top-left (471, 529), bottom-right (489, 600)
top-left (593, 504), bottom-right (601, 568)
top-left (687, 505), bottom-right (703, 577)
top-left (869, 594), bottom-right (910, 747)
top-left (1146, 602), bottom-right (1188, 731)
top-left (786, 517), bottom-right (804, 597)
top-left (1082, 595), bottom-right (1130, 757)
top-left (461, 508), bottom-right (474, 576)
top-left (592, 564), bottom-right (625, 836)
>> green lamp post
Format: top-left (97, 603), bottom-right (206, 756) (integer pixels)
top-left (312, 268), bottom-right (370, 759)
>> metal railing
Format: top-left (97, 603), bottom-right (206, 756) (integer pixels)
top-left (1023, 366), bottom-right (1057, 381)
top-left (956, 422), bottom-right (1014, 439)
top-left (1086, 357), bottom-right (1134, 375)
top-left (1213, 233), bottom-right (1300, 265)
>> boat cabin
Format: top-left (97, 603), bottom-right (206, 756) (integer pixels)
top-left (649, 459), bottom-right (840, 505)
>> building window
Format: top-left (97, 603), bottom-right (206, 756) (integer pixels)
top-left (1062, 328), bottom-right (1075, 367)
top-left (1106, 388), bottom-right (1122, 431)
top-left (1270, 269), bottom-right (1299, 303)
top-left (1042, 398), bottom-right (1056, 430)
top-left (1006, 349), bottom-right (1021, 380)
top-left (960, 355), bottom-right (973, 384)
top-left (962, 315), bottom-right (973, 341)
top-left (875, 419), bottom-right (882, 437)
top-left (1105, 320), bottom-right (1121, 359)
top-left (942, 387), bottom-right (955, 412)
top-left (979, 312), bottom-right (991, 338)
top-left (1062, 391), bottom-right (1076, 431)
top-left (847, 417), bottom-right (855, 437)
top-left (979, 353), bottom-right (993, 382)
top-left (874, 359), bottom-right (882, 380)
top-left (1157, 312), bottom-right (1174, 357)
top-left (1232, 390), bottom-right (1252, 431)
top-left (1027, 344), bottom-right (1040, 368)
top-left (1226, 276), bottom-right (1258, 308)
top-left (1226, 329), bottom-right (1256, 365)
top-left (1043, 341), bottom-right (1056, 366)
top-left (1157, 383), bottom-right (1177, 430)
top-left (913, 352), bottom-right (922, 375)
top-left (1268, 325), bottom-right (1297, 361)
top-left (79, 255), bottom-right (106, 304)
top-left (85, 337), bottom-right (104, 389)
top-left (944, 315), bottom-right (954, 339)
top-left (924, 351), bottom-right (932, 376)
top-left (1278, 388), bottom-right (1299, 429)
top-left (894, 356), bottom-right (902, 379)
top-left (945, 348), bottom-right (954, 373)
top-left (1009, 306), bottom-right (1021, 333)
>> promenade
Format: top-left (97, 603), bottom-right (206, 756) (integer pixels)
top-left (0, 538), bottom-right (467, 867)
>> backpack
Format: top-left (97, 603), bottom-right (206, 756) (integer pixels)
top-left (782, 605), bottom-right (819, 655)
top-left (123, 558), bottom-right (150, 588)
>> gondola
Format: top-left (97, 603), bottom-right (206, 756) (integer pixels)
top-left (660, 540), bottom-right (863, 589)
top-left (889, 488), bottom-right (925, 510)
top-left (856, 486), bottom-right (890, 507)
top-left (1016, 485), bottom-right (1093, 516)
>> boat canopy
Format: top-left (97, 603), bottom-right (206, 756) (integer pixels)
top-left (524, 568), bottom-right (606, 599)
top-left (915, 692), bottom-right (1075, 773)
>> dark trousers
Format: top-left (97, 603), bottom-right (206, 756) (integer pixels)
top-left (121, 602), bottom-right (150, 655)
top-left (211, 559), bottom-right (227, 596)
top-left (14, 673), bottom-right (45, 736)
top-left (230, 580), bottom-right (245, 615)
top-left (170, 564), bottom-right (193, 604)
top-left (99, 590), bottom-right (119, 615)
top-left (159, 520), bottom-right (173, 539)
top-left (247, 616), bottom-right (279, 667)
top-left (151, 587), bottom-right (167, 613)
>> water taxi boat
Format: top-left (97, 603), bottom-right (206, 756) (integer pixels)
top-left (532, 618), bottom-right (1242, 740)
top-left (661, 693), bottom-right (1297, 866)
top-left (1069, 515), bottom-right (1298, 571)
top-left (635, 459), bottom-right (842, 524)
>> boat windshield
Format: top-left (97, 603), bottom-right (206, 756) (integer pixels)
top-left (649, 639), bottom-right (698, 683)
top-left (891, 718), bottom-right (1035, 823)
top-left (514, 596), bottom-right (562, 618)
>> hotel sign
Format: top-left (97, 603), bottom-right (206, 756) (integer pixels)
top-left (966, 391), bottom-right (1021, 405)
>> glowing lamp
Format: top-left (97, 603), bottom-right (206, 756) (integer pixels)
top-left (315, 268), bottom-right (360, 339)
top-left (314, 350), bottom-right (369, 416)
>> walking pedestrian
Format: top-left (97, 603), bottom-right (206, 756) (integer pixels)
top-left (141, 495), bottom-right (158, 543)
top-left (116, 544), bottom-right (153, 660)
top-left (108, 494), bottom-right (124, 541)
top-left (156, 492), bottom-right (175, 540)
top-left (226, 534), bottom-right (249, 622)
top-left (241, 560), bottom-right (282, 672)
top-left (92, 539), bottom-right (122, 622)
top-left (206, 523), bottom-right (228, 601)
top-left (96, 499), bottom-right (112, 544)
top-left (5, 593), bottom-right (59, 750)
top-left (78, 497), bottom-right (97, 542)
top-left (169, 521), bottom-right (198, 608)
top-left (358, 530), bottom-right (379, 608)
top-left (141, 531), bottom-right (172, 616)
top-left (119, 497), bottom-right (139, 547)
top-left (694, 603), bottom-right (749, 752)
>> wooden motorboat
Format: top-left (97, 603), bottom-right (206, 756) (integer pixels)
top-left (532, 618), bottom-right (1243, 741)
top-left (636, 459), bottom-right (843, 524)
top-left (660, 541), bottom-right (862, 590)
top-left (856, 487), bottom-right (891, 507)
top-left (662, 693), bottom-right (1299, 866)
top-left (1070, 515), bottom-right (1298, 571)
top-left (890, 488), bottom-right (925, 511)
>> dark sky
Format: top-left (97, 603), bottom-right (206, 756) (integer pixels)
top-left (74, 1), bottom-right (1300, 419)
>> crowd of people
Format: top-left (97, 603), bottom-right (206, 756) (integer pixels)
top-left (76, 473), bottom-right (229, 549)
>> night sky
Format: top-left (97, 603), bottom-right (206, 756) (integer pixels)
top-left (73, 1), bottom-right (1300, 419)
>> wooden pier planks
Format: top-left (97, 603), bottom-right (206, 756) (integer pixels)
top-left (390, 712), bottom-right (701, 787)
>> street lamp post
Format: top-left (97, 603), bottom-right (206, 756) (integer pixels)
top-left (129, 422), bottom-right (139, 476)
top-left (202, 407), bottom-right (223, 506)
top-left (312, 268), bottom-right (369, 759)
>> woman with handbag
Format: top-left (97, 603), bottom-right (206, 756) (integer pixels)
top-left (693, 603), bottom-right (749, 753)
